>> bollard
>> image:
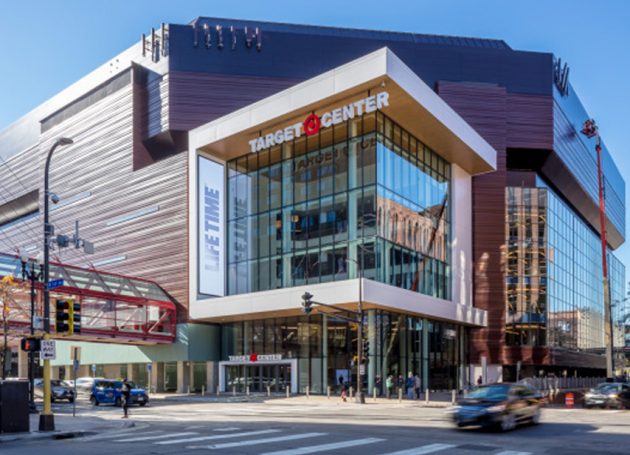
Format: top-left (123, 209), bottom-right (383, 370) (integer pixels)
top-left (187, 385), bottom-right (191, 395)
top-left (202, 385), bottom-right (205, 396)
top-left (349, 387), bottom-right (354, 401)
top-left (216, 385), bottom-right (220, 396)
top-left (246, 386), bottom-right (250, 396)
top-left (232, 385), bottom-right (236, 396)
top-left (373, 388), bottom-right (377, 402)
top-left (286, 387), bottom-right (290, 398)
top-left (425, 388), bottom-right (429, 405)
top-left (327, 386), bottom-right (331, 399)
top-left (565, 392), bottom-right (574, 409)
top-left (267, 385), bottom-right (271, 397)
top-left (398, 387), bottom-right (402, 403)
top-left (451, 389), bottom-right (456, 405)
top-left (306, 386), bottom-right (310, 399)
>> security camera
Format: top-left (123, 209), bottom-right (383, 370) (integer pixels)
top-left (50, 193), bottom-right (61, 204)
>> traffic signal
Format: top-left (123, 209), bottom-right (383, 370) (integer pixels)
top-left (362, 340), bottom-right (370, 361)
top-left (301, 292), bottom-right (313, 315)
top-left (68, 299), bottom-right (81, 335)
top-left (55, 299), bottom-right (70, 334)
top-left (20, 337), bottom-right (41, 352)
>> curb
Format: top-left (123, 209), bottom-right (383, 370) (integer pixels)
top-left (0, 420), bottom-right (134, 444)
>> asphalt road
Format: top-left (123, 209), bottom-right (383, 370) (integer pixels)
top-left (2, 398), bottom-right (630, 454)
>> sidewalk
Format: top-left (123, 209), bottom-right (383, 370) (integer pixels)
top-left (150, 391), bottom-right (457, 407)
top-left (0, 414), bottom-right (133, 444)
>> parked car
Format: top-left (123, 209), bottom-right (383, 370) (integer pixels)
top-left (584, 383), bottom-right (630, 409)
top-left (89, 379), bottom-right (149, 407)
top-left (449, 383), bottom-right (542, 431)
top-left (34, 379), bottom-right (75, 403)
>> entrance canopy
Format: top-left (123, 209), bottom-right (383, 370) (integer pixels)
top-left (189, 47), bottom-right (497, 175)
top-left (0, 253), bottom-right (176, 344)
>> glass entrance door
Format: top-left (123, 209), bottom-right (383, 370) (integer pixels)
top-left (224, 363), bottom-right (293, 394)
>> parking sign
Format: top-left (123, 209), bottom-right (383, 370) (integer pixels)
top-left (40, 340), bottom-right (56, 360)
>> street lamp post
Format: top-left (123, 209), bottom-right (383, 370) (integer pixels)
top-left (346, 256), bottom-right (365, 404)
top-left (40, 137), bottom-right (73, 432)
top-left (580, 119), bottom-right (613, 379)
top-left (20, 255), bottom-right (43, 414)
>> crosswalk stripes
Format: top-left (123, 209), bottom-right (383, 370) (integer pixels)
top-left (114, 431), bottom-right (198, 442)
top-left (188, 432), bottom-right (326, 450)
top-left (260, 437), bottom-right (385, 455)
top-left (155, 429), bottom-right (280, 445)
top-left (495, 452), bottom-right (532, 455)
top-left (380, 443), bottom-right (457, 455)
top-left (213, 427), bottom-right (241, 432)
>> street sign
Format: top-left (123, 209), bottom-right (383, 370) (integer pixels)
top-left (73, 359), bottom-right (80, 372)
top-left (40, 340), bottom-right (56, 360)
top-left (91, 364), bottom-right (96, 374)
top-left (146, 363), bottom-right (152, 372)
top-left (47, 279), bottom-right (64, 290)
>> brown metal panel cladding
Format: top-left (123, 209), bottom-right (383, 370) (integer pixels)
top-left (168, 71), bottom-right (300, 131)
top-left (437, 81), bottom-right (507, 366)
top-left (506, 93), bottom-right (553, 150)
top-left (6, 82), bottom-right (189, 318)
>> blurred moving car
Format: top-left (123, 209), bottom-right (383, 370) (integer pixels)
top-left (89, 379), bottom-right (149, 407)
top-left (584, 383), bottom-right (630, 409)
top-left (449, 383), bottom-right (541, 431)
top-left (74, 377), bottom-right (104, 392)
top-left (34, 379), bottom-right (75, 403)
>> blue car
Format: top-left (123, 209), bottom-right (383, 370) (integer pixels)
top-left (89, 379), bottom-right (149, 407)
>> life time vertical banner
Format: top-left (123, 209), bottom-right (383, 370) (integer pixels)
top-left (198, 156), bottom-right (225, 296)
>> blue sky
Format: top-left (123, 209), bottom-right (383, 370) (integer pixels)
top-left (1, 0), bottom-right (629, 273)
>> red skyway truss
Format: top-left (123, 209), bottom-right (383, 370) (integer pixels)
top-left (0, 253), bottom-right (176, 344)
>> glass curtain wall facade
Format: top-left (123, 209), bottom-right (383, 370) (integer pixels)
top-left (221, 311), bottom-right (466, 394)
top-left (505, 179), bottom-right (626, 351)
top-left (226, 111), bottom-right (450, 299)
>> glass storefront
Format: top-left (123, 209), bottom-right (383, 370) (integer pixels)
top-left (221, 311), bottom-right (466, 394)
top-left (226, 111), bottom-right (450, 299)
top-left (505, 180), bottom-right (626, 350)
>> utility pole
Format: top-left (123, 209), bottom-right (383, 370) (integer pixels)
top-left (40, 137), bottom-right (73, 431)
top-left (580, 119), bottom-right (613, 378)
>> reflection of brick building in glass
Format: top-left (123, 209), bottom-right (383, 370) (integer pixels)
top-left (376, 196), bottom-right (447, 263)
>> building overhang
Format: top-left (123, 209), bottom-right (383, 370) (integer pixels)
top-left (189, 47), bottom-right (497, 175)
top-left (189, 278), bottom-right (487, 328)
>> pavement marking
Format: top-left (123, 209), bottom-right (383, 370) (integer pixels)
top-left (155, 429), bottom-right (280, 445)
top-left (189, 432), bottom-right (326, 450)
top-left (82, 429), bottom-right (163, 441)
top-left (381, 443), bottom-right (457, 455)
top-left (213, 427), bottom-right (241, 431)
top-left (495, 452), bottom-right (532, 455)
top-left (261, 437), bottom-right (385, 455)
top-left (115, 431), bottom-right (198, 442)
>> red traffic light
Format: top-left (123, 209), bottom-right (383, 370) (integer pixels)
top-left (20, 337), bottom-right (41, 352)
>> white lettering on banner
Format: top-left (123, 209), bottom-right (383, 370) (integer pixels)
top-left (228, 354), bottom-right (283, 362)
top-left (198, 157), bottom-right (225, 296)
top-left (248, 91), bottom-right (389, 153)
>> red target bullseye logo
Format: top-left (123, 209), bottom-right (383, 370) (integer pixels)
top-left (250, 353), bottom-right (258, 362)
top-left (303, 114), bottom-right (321, 136)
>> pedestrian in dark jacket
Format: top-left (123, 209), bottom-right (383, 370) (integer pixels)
top-left (121, 378), bottom-right (131, 418)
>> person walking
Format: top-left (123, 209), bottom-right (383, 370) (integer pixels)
top-left (477, 375), bottom-right (483, 386)
top-left (414, 373), bottom-right (421, 399)
top-left (386, 374), bottom-right (394, 399)
top-left (406, 373), bottom-right (415, 400)
top-left (121, 378), bottom-right (131, 418)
